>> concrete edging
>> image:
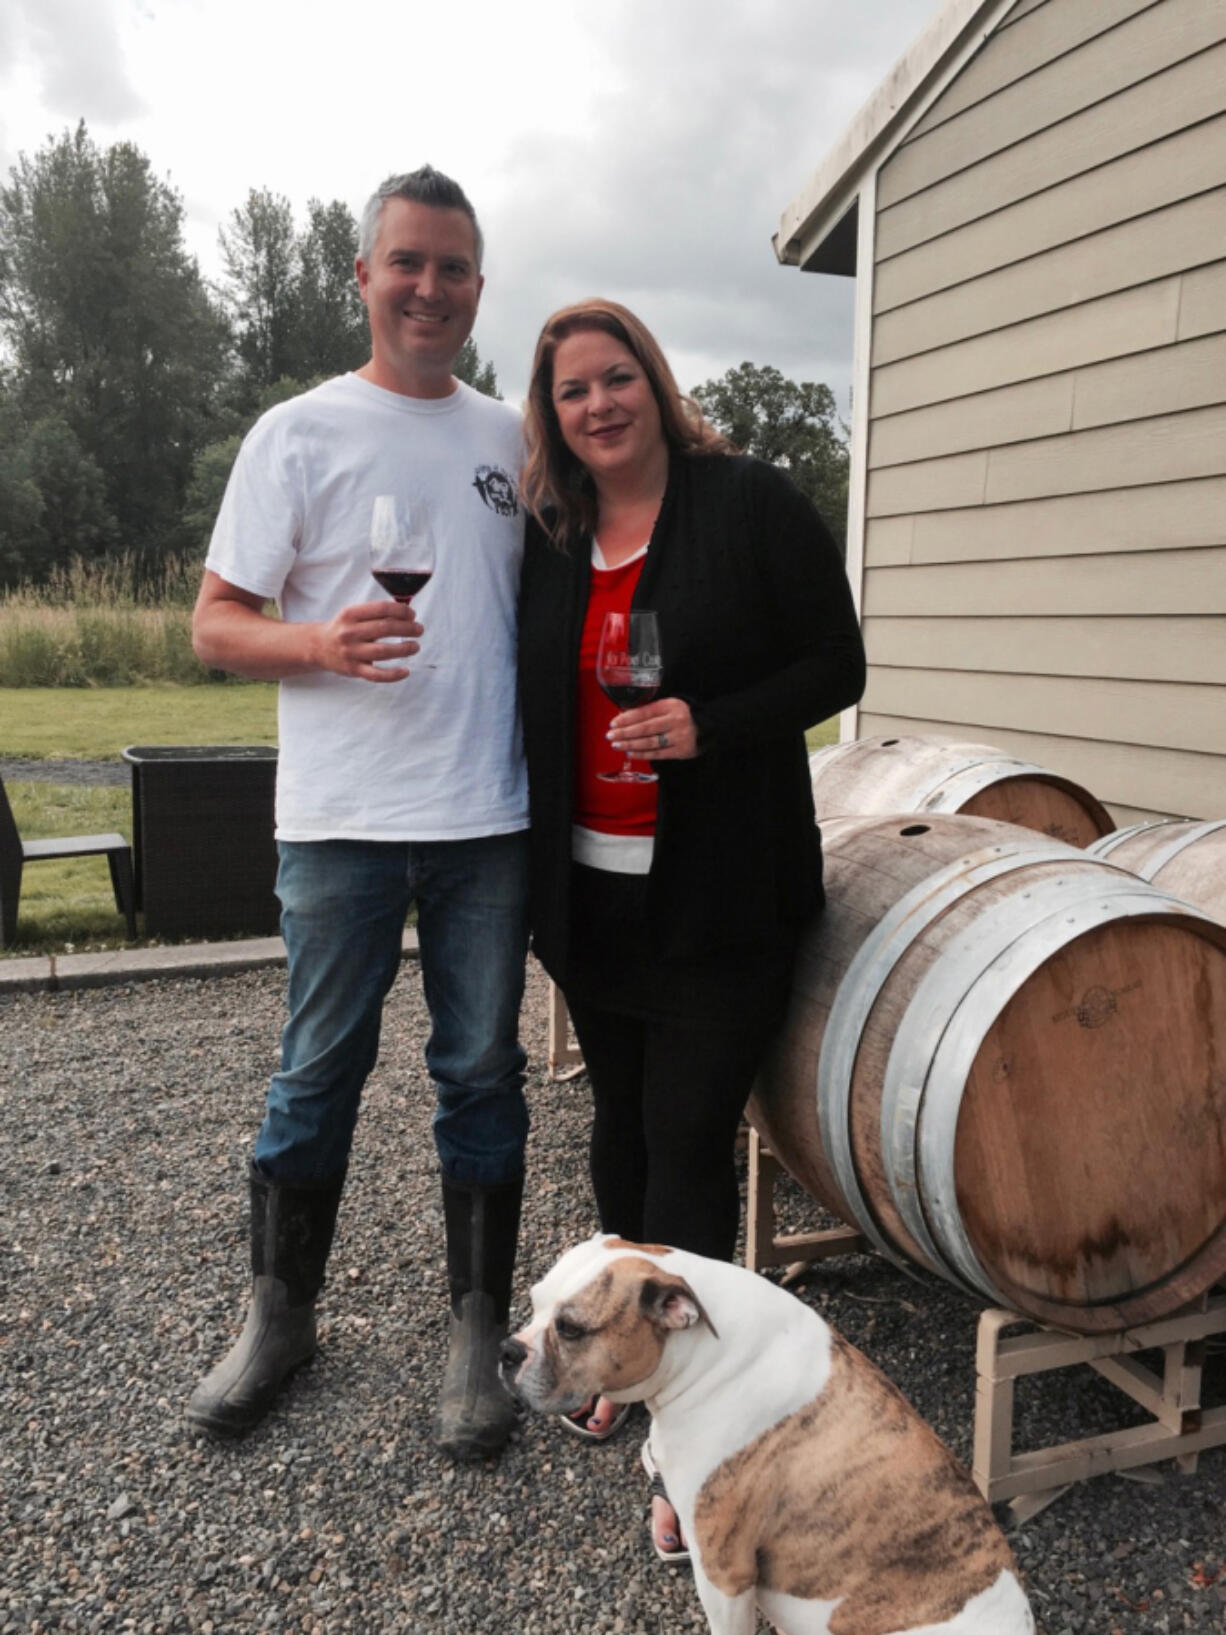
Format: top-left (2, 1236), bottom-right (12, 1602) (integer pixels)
top-left (1, 928), bottom-right (420, 995)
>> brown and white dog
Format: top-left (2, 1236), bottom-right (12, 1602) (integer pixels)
top-left (501, 1235), bottom-right (1034, 1635)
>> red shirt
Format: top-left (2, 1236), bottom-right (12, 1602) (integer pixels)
top-left (574, 551), bottom-right (658, 836)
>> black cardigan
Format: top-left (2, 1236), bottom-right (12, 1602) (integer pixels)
top-left (518, 452), bottom-right (866, 977)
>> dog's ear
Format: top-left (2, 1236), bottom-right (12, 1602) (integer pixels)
top-left (639, 1272), bottom-right (719, 1338)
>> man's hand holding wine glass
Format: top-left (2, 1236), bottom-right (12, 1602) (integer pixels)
top-left (310, 599), bottom-right (423, 683)
top-left (338, 490), bottom-right (435, 681)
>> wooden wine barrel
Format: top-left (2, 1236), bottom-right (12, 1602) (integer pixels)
top-left (749, 813), bottom-right (1226, 1332)
top-left (1088, 819), bottom-right (1226, 926)
top-left (809, 735), bottom-right (1112, 846)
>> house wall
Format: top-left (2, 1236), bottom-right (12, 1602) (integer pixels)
top-left (859, 0), bottom-right (1226, 823)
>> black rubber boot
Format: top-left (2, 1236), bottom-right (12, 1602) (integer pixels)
top-left (435, 1174), bottom-right (524, 1460)
top-left (186, 1162), bottom-right (344, 1438)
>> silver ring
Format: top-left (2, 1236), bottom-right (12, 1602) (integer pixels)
top-left (659, 732), bottom-right (670, 749)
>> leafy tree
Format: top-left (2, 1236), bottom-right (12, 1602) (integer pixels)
top-left (454, 336), bottom-right (501, 399)
top-left (21, 415), bottom-right (117, 568)
top-left (291, 198), bottom-right (367, 380)
top-left (0, 414), bottom-right (44, 586)
top-left (0, 392), bottom-right (116, 587)
top-left (0, 122), bottom-right (229, 579)
top-left (259, 375), bottom-right (324, 411)
top-left (221, 193), bottom-right (368, 406)
top-left (219, 188), bottom-right (299, 402)
top-left (0, 475), bottom-right (42, 586)
top-left (182, 433), bottom-right (243, 553)
top-left (692, 362), bottom-right (850, 552)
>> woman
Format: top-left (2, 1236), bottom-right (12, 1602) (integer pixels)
top-left (518, 300), bottom-right (865, 1555)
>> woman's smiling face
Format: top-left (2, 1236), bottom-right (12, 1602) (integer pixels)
top-left (550, 328), bottom-right (666, 485)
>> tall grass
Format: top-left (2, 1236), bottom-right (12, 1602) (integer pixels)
top-left (3, 550), bottom-right (202, 610)
top-left (0, 551), bottom-right (249, 687)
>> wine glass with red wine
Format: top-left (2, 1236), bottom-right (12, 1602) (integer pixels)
top-left (595, 609), bottom-right (663, 784)
top-left (370, 493), bottom-right (438, 666)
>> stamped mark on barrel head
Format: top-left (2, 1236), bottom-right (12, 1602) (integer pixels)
top-left (1051, 979), bottom-right (1142, 1028)
top-left (1076, 987), bottom-right (1117, 1028)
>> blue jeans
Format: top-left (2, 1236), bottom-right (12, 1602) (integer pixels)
top-left (253, 832), bottom-right (529, 1187)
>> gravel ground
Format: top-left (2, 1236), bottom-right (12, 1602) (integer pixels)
top-left (3, 958), bottom-right (1225, 1635)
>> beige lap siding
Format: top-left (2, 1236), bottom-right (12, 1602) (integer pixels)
top-left (855, 0), bottom-right (1226, 821)
top-left (904, 0), bottom-right (1164, 141)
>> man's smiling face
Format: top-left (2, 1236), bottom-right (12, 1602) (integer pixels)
top-left (356, 197), bottom-right (483, 398)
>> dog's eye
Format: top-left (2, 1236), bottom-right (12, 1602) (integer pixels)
top-left (554, 1317), bottom-right (586, 1343)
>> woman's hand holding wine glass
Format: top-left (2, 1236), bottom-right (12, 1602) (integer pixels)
top-left (598, 609), bottom-right (700, 768)
top-left (596, 610), bottom-right (681, 783)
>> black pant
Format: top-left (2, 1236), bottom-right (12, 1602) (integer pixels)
top-left (561, 865), bottom-right (795, 1262)
top-left (563, 993), bottom-right (786, 1261)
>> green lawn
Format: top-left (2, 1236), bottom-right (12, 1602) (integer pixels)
top-left (2, 685), bottom-right (277, 955)
top-left (0, 683), bottom-right (278, 761)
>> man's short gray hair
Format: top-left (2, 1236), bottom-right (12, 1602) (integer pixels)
top-left (357, 165), bottom-right (484, 269)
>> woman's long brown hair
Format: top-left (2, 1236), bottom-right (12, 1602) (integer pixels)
top-left (521, 298), bottom-right (731, 545)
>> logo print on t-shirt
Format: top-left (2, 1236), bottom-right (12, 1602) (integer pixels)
top-left (473, 464), bottom-right (518, 517)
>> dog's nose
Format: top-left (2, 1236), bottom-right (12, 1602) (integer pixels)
top-left (500, 1336), bottom-right (527, 1370)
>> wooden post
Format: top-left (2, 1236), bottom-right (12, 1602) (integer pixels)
top-left (744, 1127), bottom-right (868, 1275)
top-left (546, 980), bottom-right (585, 1081)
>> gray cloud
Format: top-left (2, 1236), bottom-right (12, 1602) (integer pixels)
top-left (0, 0), bottom-right (931, 414)
top-left (11, 0), bottom-right (146, 126)
top-left (0, 0), bottom-right (150, 238)
top-left (475, 0), bottom-right (928, 403)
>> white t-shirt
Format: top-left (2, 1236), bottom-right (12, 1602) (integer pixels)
top-left (206, 373), bottom-right (528, 842)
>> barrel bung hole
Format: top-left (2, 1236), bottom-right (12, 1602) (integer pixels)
top-left (881, 738), bottom-right (900, 746)
top-left (899, 824), bottom-right (931, 837)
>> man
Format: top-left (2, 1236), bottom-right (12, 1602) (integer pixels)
top-left (187, 167), bottom-right (528, 1461)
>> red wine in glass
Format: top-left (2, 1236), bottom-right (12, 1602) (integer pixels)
top-left (370, 493), bottom-right (440, 666)
top-left (371, 568), bottom-right (432, 603)
top-left (596, 610), bottom-right (662, 783)
top-left (600, 678), bottom-right (661, 710)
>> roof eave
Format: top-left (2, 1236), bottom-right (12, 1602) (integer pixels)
top-left (774, 0), bottom-right (1003, 273)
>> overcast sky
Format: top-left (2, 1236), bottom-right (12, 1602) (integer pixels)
top-left (1, 0), bottom-right (937, 406)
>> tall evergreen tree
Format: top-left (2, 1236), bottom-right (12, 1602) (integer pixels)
top-left (219, 188), bottom-right (299, 401)
top-left (291, 198), bottom-right (368, 380)
top-left (0, 122), bottom-right (228, 578)
top-left (454, 336), bottom-right (501, 399)
top-left (221, 193), bottom-right (369, 405)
